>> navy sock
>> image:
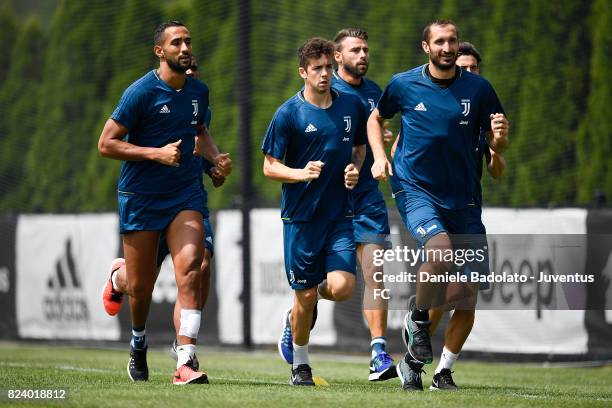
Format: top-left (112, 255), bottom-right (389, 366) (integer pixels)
top-left (130, 326), bottom-right (147, 350)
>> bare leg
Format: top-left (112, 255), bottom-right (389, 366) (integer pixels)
top-left (165, 210), bottom-right (205, 346)
top-left (444, 309), bottom-right (475, 353)
top-left (416, 233), bottom-right (454, 310)
top-left (359, 243), bottom-right (387, 339)
top-left (122, 231), bottom-right (160, 328)
top-left (174, 248), bottom-right (211, 334)
top-left (429, 309), bottom-right (445, 334)
top-left (292, 287), bottom-right (318, 346)
top-left (317, 270), bottom-right (355, 302)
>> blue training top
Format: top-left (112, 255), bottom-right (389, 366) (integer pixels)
top-left (332, 71), bottom-right (382, 195)
top-left (111, 70), bottom-right (209, 196)
top-left (262, 89), bottom-right (368, 222)
top-left (378, 64), bottom-right (504, 210)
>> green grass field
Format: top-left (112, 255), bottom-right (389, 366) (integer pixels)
top-left (0, 344), bottom-right (611, 407)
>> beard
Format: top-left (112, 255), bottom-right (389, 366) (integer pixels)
top-left (343, 60), bottom-right (369, 78)
top-left (167, 56), bottom-right (190, 73)
top-left (430, 51), bottom-right (457, 71)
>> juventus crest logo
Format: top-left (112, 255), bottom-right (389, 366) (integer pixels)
top-left (344, 116), bottom-right (352, 132)
top-left (368, 98), bottom-right (375, 111)
top-left (191, 100), bottom-right (199, 124)
top-left (461, 99), bottom-right (471, 117)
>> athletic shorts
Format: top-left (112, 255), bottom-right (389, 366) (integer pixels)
top-left (283, 218), bottom-right (356, 290)
top-left (157, 217), bottom-right (215, 267)
top-left (118, 183), bottom-right (205, 234)
top-left (352, 188), bottom-right (390, 246)
top-left (394, 191), bottom-right (469, 247)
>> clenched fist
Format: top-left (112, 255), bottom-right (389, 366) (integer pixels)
top-left (344, 163), bottom-right (359, 189)
top-left (156, 139), bottom-right (182, 167)
top-left (299, 160), bottom-right (324, 182)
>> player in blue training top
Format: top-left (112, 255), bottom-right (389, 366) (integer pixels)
top-left (420, 42), bottom-right (507, 391)
top-left (106, 57), bottom-right (227, 374)
top-left (262, 37), bottom-right (367, 386)
top-left (332, 27), bottom-right (397, 382)
top-left (367, 20), bottom-right (509, 391)
top-left (98, 21), bottom-right (232, 385)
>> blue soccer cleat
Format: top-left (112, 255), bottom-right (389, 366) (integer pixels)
top-left (277, 303), bottom-right (318, 365)
top-left (368, 351), bottom-right (397, 381)
top-left (278, 308), bottom-right (294, 364)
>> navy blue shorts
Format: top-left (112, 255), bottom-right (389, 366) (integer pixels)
top-left (393, 192), bottom-right (469, 247)
top-left (157, 217), bottom-right (215, 267)
top-left (118, 184), bottom-right (205, 234)
top-left (283, 218), bottom-right (356, 290)
top-left (352, 188), bottom-right (390, 245)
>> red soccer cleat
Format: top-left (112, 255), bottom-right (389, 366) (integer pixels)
top-left (102, 258), bottom-right (125, 316)
top-left (173, 363), bottom-right (208, 385)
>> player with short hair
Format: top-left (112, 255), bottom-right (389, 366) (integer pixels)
top-left (422, 41), bottom-right (506, 391)
top-left (368, 20), bottom-right (509, 391)
top-left (105, 55), bottom-right (226, 373)
top-left (262, 37), bottom-right (367, 386)
top-left (98, 21), bottom-right (231, 385)
top-left (332, 27), bottom-right (396, 381)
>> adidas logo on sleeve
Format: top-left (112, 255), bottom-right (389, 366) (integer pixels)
top-left (159, 105), bottom-right (171, 114)
top-left (414, 102), bottom-right (427, 111)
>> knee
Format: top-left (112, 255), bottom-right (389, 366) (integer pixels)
top-left (329, 279), bottom-right (354, 301)
top-left (362, 266), bottom-right (384, 289)
top-left (429, 258), bottom-right (454, 274)
top-left (296, 288), bottom-right (318, 308)
top-left (176, 252), bottom-right (204, 279)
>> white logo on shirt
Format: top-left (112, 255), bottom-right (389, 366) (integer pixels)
top-left (414, 102), bottom-right (427, 111)
top-left (460, 120), bottom-right (469, 125)
top-left (305, 124), bottom-right (318, 133)
top-left (368, 98), bottom-right (375, 111)
top-left (159, 104), bottom-right (170, 114)
top-left (344, 116), bottom-right (352, 132)
top-left (461, 99), bottom-right (471, 116)
top-left (191, 100), bottom-right (199, 124)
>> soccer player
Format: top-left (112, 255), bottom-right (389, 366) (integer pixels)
top-left (105, 56), bottom-right (226, 373)
top-left (367, 20), bottom-right (509, 391)
top-left (331, 28), bottom-right (396, 381)
top-left (422, 42), bottom-right (506, 391)
top-left (262, 37), bottom-right (366, 386)
top-left (98, 21), bottom-right (231, 385)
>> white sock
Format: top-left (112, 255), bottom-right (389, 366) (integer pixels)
top-left (176, 344), bottom-right (197, 368)
top-left (435, 346), bottom-right (459, 374)
top-left (111, 270), bottom-right (119, 291)
top-left (292, 343), bottom-right (310, 369)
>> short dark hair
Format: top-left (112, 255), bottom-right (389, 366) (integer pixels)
top-left (458, 42), bottom-right (482, 64)
top-left (334, 28), bottom-right (368, 51)
top-left (298, 37), bottom-right (334, 69)
top-left (154, 21), bottom-right (186, 45)
top-left (422, 19), bottom-right (458, 43)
